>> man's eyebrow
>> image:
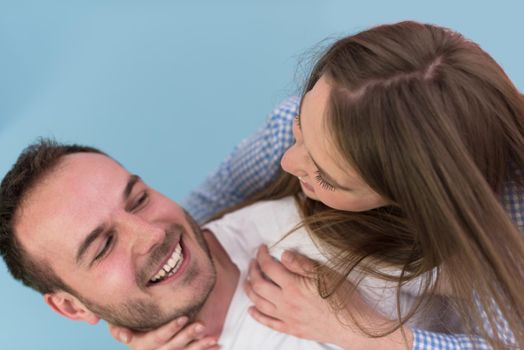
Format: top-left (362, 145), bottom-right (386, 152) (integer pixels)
top-left (76, 174), bottom-right (141, 265)
top-left (124, 174), bottom-right (141, 201)
top-left (76, 225), bottom-right (105, 265)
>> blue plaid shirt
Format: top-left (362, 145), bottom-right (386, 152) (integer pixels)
top-left (182, 97), bottom-right (522, 350)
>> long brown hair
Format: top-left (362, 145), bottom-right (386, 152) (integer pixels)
top-left (226, 21), bottom-right (524, 349)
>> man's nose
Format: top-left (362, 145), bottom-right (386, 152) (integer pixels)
top-left (116, 212), bottom-right (165, 256)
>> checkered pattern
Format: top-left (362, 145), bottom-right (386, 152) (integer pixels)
top-left (182, 96), bottom-right (298, 223)
top-left (183, 97), bottom-right (523, 350)
top-left (502, 168), bottom-right (524, 231)
top-left (413, 329), bottom-right (492, 350)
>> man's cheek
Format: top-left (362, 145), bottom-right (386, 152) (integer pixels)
top-left (97, 260), bottom-right (134, 296)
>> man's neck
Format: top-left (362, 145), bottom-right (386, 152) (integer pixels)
top-left (194, 229), bottom-right (240, 337)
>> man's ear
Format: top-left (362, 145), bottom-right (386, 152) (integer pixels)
top-left (44, 291), bottom-right (100, 325)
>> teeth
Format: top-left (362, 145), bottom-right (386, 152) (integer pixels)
top-left (150, 243), bottom-right (184, 283)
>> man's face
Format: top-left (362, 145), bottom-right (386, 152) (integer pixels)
top-left (15, 153), bottom-right (216, 330)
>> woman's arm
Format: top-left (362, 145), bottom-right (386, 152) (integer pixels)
top-left (247, 248), bottom-right (516, 350)
top-left (412, 329), bottom-right (492, 350)
top-left (412, 290), bottom-right (517, 350)
top-left (420, 175), bottom-right (523, 349)
top-left (182, 96), bottom-right (299, 223)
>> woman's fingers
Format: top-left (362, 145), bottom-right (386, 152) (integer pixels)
top-left (244, 280), bottom-right (278, 316)
top-left (182, 337), bottom-right (219, 350)
top-left (108, 323), bottom-right (134, 344)
top-left (255, 245), bottom-right (296, 288)
top-left (281, 250), bottom-right (316, 277)
top-left (247, 306), bottom-right (286, 334)
top-left (109, 317), bottom-right (219, 350)
top-left (248, 259), bottom-right (281, 295)
top-left (154, 328), bottom-right (218, 350)
top-left (153, 323), bottom-right (208, 350)
top-left (108, 317), bottom-right (188, 346)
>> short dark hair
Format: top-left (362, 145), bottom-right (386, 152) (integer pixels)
top-left (0, 138), bottom-right (105, 294)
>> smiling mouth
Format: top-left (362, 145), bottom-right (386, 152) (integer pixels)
top-left (149, 241), bottom-right (185, 284)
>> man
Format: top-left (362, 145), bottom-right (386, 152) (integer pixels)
top-left (0, 140), bottom-right (341, 349)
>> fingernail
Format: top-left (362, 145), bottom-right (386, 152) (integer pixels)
top-left (120, 333), bottom-right (131, 344)
top-left (208, 339), bottom-right (217, 346)
top-left (177, 316), bottom-right (188, 325)
top-left (195, 324), bottom-right (205, 333)
top-left (282, 251), bottom-right (294, 263)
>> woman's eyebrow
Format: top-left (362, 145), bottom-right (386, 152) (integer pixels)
top-left (299, 106), bottom-right (353, 191)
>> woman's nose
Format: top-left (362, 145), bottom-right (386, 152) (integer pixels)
top-left (281, 144), bottom-right (308, 178)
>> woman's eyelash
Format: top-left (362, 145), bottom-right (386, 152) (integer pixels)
top-left (294, 114), bottom-right (301, 128)
top-left (314, 172), bottom-right (336, 191)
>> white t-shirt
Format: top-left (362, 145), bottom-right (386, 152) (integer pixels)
top-left (205, 197), bottom-right (341, 349)
top-left (204, 196), bottom-right (461, 349)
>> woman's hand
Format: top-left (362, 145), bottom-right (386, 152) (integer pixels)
top-left (108, 317), bottom-right (219, 350)
top-left (243, 245), bottom-right (411, 350)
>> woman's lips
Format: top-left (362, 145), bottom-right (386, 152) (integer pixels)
top-left (299, 178), bottom-right (315, 193)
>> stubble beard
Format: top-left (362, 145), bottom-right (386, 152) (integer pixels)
top-left (75, 211), bottom-right (217, 331)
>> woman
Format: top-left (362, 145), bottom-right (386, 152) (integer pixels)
top-left (112, 21), bottom-right (524, 350)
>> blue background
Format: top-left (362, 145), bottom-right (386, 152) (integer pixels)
top-left (1, 1), bottom-right (523, 349)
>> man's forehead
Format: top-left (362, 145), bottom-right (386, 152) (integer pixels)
top-left (60, 152), bottom-right (125, 175)
top-left (22, 153), bottom-right (128, 211)
top-left (15, 152), bottom-right (129, 260)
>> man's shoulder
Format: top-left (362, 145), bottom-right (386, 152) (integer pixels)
top-left (234, 196), bottom-right (297, 214)
top-left (217, 196), bottom-right (299, 229)
top-left (204, 196), bottom-right (300, 245)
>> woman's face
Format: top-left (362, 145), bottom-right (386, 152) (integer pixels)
top-left (281, 75), bottom-right (388, 211)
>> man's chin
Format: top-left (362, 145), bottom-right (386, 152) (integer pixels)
top-left (107, 303), bottom-right (204, 332)
top-left (111, 318), bottom-right (174, 333)
top-left (86, 288), bottom-right (211, 332)
top-left (96, 306), bottom-right (186, 332)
